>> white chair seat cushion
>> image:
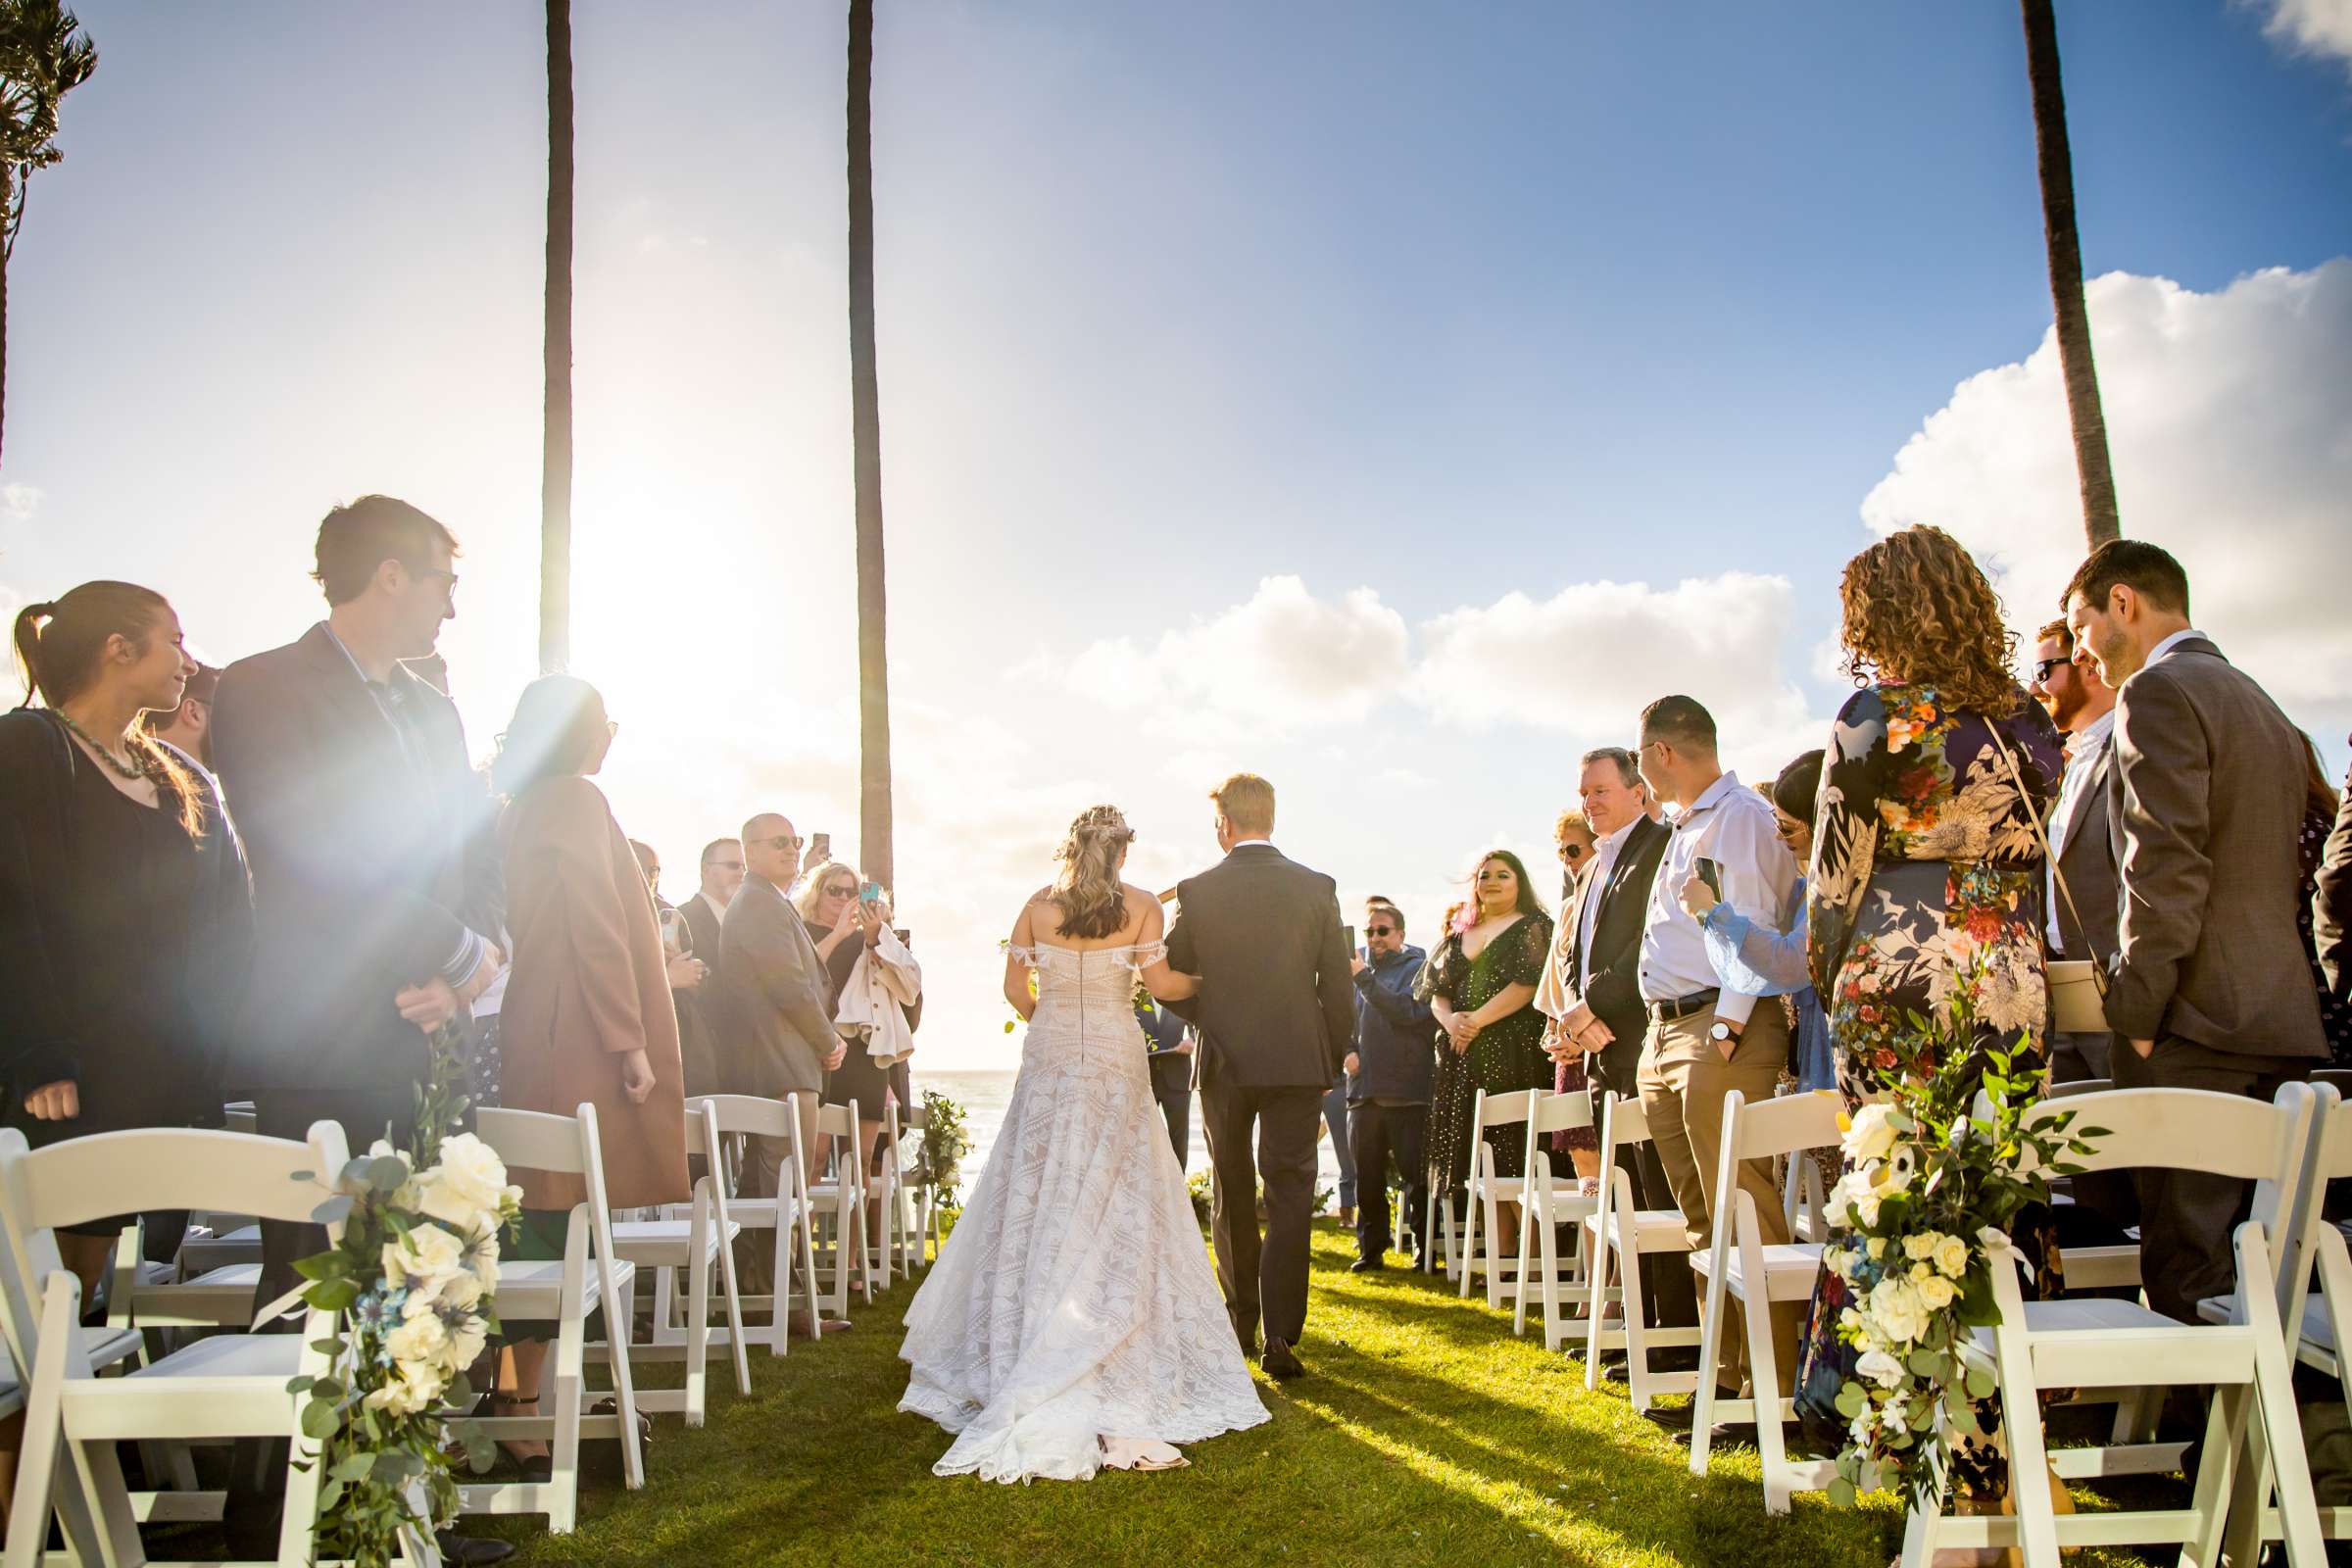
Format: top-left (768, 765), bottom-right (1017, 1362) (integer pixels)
top-left (494, 1257), bottom-right (637, 1322)
top-left (1688, 1242), bottom-right (1825, 1303)
top-left (610, 1218), bottom-right (742, 1267)
top-left (1586, 1207), bottom-right (1690, 1250)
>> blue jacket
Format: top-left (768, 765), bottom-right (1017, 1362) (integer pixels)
top-left (1348, 944), bottom-right (1435, 1104)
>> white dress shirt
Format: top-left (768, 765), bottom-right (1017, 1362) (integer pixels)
top-left (1638, 771), bottom-right (1800, 1028)
top-left (2044, 708), bottom-right (2116, 951)
top-left (2144, 627), bottom-right (2206, 669)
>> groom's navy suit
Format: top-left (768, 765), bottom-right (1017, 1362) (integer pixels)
top-left (1165, 842), bottom-right (1355, 1353)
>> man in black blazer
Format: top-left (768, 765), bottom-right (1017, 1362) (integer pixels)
top-left (675, 836), bottom-right (744, 1098)
top-left (2066, 541), bottom-right (2328, 1323)
top-left (1164, 774), bottom-right (1354, 1380)
top-left (1537, 746), bottom-right (1693, 1327)
top-left (212, 499), bottom-right (504, 1280)
top-left (210, 496), bottom-right (511, 1565)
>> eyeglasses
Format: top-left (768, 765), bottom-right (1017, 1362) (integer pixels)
top-left (1365, 924), bottom-right (1395, 936)
top-left (400, 562), bottom-right (460, 593)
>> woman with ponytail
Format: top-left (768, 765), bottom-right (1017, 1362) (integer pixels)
top-left (0, 583), bottom-right (255, 1298)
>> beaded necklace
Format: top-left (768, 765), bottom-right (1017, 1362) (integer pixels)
top-left (55, 709), bottom-right (155, 783)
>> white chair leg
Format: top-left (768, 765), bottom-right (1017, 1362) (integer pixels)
top-left (1748, 1295), bottom-right (1790, 1513)
top-left (1457, 1178), bottom-right (1479, 1299)
top-left (1689, 1261), bottom-right (1727, 1457)
top-left (684, 1238), bottom-right (711, 1428)
top-left (716, 1215), bottom-right (752, 1396)
top-left (1583, 1232), bottom-right (1614, 1387)
top-left (548, 1305), bottom-right (585, 1535)
top-left (1622, 1255), bottom-right (1657, 1412)
top-left (1992, 1321), bottom-right (2061, 1565)
top-left (597, 1271), bottom-right (645, 1492)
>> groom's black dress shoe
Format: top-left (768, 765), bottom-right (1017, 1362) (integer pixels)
top-left (1348, 1257), bottom-right (1386, 1274)
top-left (1261, 1338), bottom-right (1305, 1380)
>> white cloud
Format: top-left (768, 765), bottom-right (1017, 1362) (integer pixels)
top-left (1065, 574), bottom-right (1409, 731)
top-left (1408, 572), bottom-right (1821, 765)
top-left (2253, 0), bottom-right (2352, 75)
top-left (0, 484), bottom-right (38, 525)
top-left (1860, 261), bottom-right (2352, 725)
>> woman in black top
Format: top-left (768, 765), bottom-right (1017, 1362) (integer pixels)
top-left (1, 583), bottom-right (254, 1298)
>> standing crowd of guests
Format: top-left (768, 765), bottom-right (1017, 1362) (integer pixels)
top-left (1330, 524), bottom-right (2352, 1512)
top-left (0, 494), bottom-right (921, 1562)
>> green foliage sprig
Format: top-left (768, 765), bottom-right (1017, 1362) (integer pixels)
top-left (910, 1087), bottom-right (971, 1214)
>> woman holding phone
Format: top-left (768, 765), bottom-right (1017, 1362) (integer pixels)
top-left (799, 860), bottom-right (922, 1264)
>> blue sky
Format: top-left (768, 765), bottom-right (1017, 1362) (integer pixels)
top-left (6, 2), bottom-right (2349, 1066)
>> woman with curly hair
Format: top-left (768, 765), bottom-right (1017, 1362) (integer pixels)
top-left (1793, 525), bottom-right (2066, 1529)
top-left (1418, 849), bottom-right (1555, 1238)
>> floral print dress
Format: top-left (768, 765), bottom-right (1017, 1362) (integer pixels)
top-left (1793, 681), bottom-right (2065, 1494)
top-left (1419, 913), bottom-right (1556, 1196)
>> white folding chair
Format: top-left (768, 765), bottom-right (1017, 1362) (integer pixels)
top-left (1421, 1144), bottom-right (1462, 1282)
top-left (2200, 1080), bottom-right (2352, 1555)
top-left (0, 1121), bottom-right (422, 1568)
top-left (697, 1093), bottom-right (820, 1351)
top-left (1581, 1092), bottom-right (1703, 1409)
top-left (862, 1105), bottom-right (899, 1291)
top-left (1900, 1083), bottom-right (2324, 1567)
top-left (609, 1101), bottom-right (748, 1426)
top-left (893, 1101), bottom-right (940, 1273)
top-left (805, 1101), bottom-right (870, 1317)
top-left (1514, 1092), bottom-right (1603, 1348)
top-left (1458, 1090), bottom-right (1541, 1307)
top-left (464, 1103), bottom-right (644, 1533)
top-left (1688, 1087), bottom-right (1840, 1511)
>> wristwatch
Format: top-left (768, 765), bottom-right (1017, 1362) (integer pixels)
top-left (1708, 1019), bottom-right (1740, 1043)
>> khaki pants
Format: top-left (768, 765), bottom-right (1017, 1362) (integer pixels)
top-left (1637, 1002), bottom-right (1799, 1396)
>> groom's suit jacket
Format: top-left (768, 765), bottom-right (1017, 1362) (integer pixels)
top-left (1164, 844), bottom-right (1355, 1091)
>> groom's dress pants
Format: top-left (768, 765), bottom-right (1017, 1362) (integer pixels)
top-left (1200, 1078), bottom-right (1325, 1349)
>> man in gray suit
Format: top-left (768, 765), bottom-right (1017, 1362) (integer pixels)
top-left (1164, 774), bottom-right (1356, 1380)
top-left (2064, 541), bottom-right (2328, 1323)
top-left (711, 812), bottom-right (844, 1295)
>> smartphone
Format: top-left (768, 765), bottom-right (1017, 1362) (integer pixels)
top-left (809, 832), bottom-right (832, 861)
top-left (860, 881), bottom-right (885, 904)
top-left (1694, 857), bottom-right (1723, 898)
top-left (1343, 923), bottom-right (1357, 956)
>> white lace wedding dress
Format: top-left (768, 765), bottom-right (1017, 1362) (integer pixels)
top-left (898, 940), bottom-right (1269, 1482)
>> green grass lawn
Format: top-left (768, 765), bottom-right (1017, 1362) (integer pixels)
top-left (482, 1222), bottom-right (2169, 1567)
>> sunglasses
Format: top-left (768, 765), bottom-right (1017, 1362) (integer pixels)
top-left (1365, 924), bottom-right (1396, 936)
top-left (2032, 658), bottom-right (2067, 684)
top-left (709, 859), bottom-right (744, 872)
top-left (1559, 843), bottom-right (1589, 860)
top-left (753, 835), bottom-right (800, 852)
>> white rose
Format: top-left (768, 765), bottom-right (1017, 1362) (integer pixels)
top-left (1856, 1348), bottom-right (1905, 1389)
top-left (438, 1268), bottom-right (485, 1314)
top-left (1915, 1273), bottom-right (1957, 1310)
top-left (1903, 1233), bottom-right (1938, 1263)
top-left (1934, 1234), bottom-right (1970, 1279)
top-left (417, 1134), bottom-right (516, 1229)
top-left (1842, 1102), bottom-right (1900, 1164)
top-left (1870, 1277), bottom-right (1929, 1344)
top-left (363, 1366), bottom-right (435, 1416)
top-left (384, 1310), bottom-right (449, 1368)
top-left (1865, 1236), bottom-right (1886, 1260)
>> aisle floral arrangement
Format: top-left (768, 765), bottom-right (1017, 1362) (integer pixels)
top-left (911, 1086), bottom-right (972, 1216)
top-left (286, 1026), bottom-right (521, 1567)
top-left (1817, 992), bottom-right (2103, 1509)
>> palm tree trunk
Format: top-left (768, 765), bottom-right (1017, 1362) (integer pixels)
top-left (848, 0), bottom-right (894, 891)
top-left (540, 0), bottom-right (576, 673)
top-left (2020, 0), bottom-right (2120, 547)
top-left (1, 173), bottom-right (11, 476)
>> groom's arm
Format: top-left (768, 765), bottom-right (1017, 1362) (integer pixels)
top-left (1161, 882), bottom-right (1200, 1022)
top-left (1312, 881), bottom-right (1353, 1078)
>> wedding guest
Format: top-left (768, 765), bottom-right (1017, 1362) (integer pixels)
top-left (1555, 808), bottom-right (1595, 906)
top-left (1538, 745), bottom-right (1692, 1330)
top-left (710, 814), bottom-right (841, 1202)
top-left (1346, 898), bottom-right (1433, 1272)
top-left (1792, 526), bottom-right (2064, 1494)
top-left (680, 837), bottom-right (744, 971)
top-left (1140, 996), bottom-right (1195, 1165)
top-left (1420, 851), bottom-right (1554, 1240)
top-left (2029, 617), bottom-right (2120, 1084)
top-left (1675, 750), bottom-right (1832, 1095)
top-left (2064, 538), bottom-right (2327, 1323)
top-left (631, 838), bottom-right (715, 1098)
top-left (489, 675), bottom-right (690, 1471)
top-left (138, 658), bottom-right (220, 771)
top-left (210, 496), bottom-right (506, 1304)
top-left (2319, 740), bottom-right (2352, 1005)
top-left (208, 498), bottom-right (509, 1563)
top-left (1634, 695), bottom-right (1801, 1414)
top-left (2296, 736), bottom-right (2352, 1067)
top-left (1, 586), bottom-right (254, 1300)
top-left (801, 865), bottom-right (896, 1166)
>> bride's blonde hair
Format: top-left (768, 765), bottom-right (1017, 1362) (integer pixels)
top-left (1049, 805), bottom-right (1135, 940)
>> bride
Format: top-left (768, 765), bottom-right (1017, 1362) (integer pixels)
top-left (898, 805), bottom-right (1270, 1482)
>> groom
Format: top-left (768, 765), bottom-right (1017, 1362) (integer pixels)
top-left (1164, 774), bottom-right (1356, 1380)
